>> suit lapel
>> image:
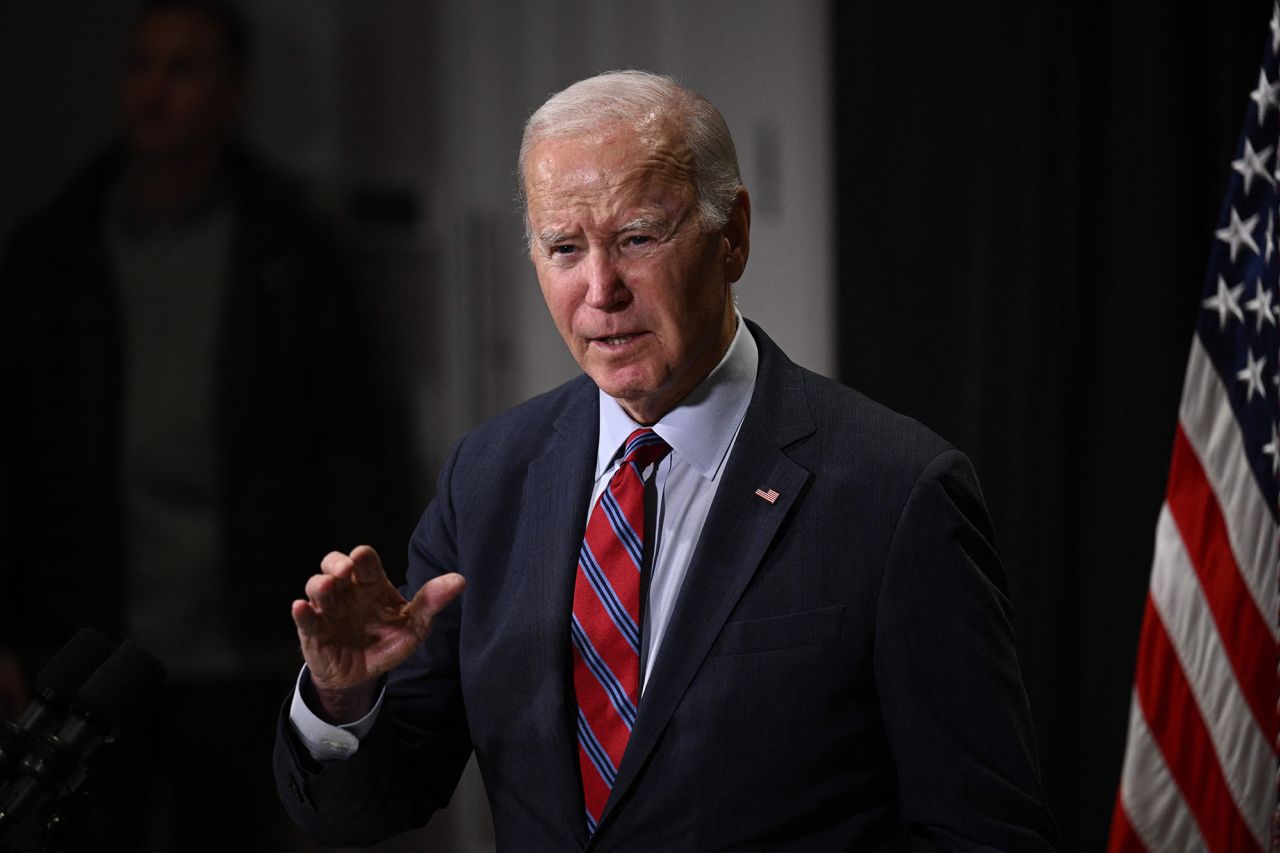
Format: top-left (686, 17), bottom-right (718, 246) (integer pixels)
top-left (519, 379), bottom-right (598, 846)
top-left (600, 324), bottom-right (816, 829)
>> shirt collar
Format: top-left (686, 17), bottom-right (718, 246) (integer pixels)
top-left (596, 311), bottom-right (758, 481)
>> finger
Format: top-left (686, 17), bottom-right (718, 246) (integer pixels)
top-left (292, 599), bottom-right (321, 635)
top-left (421, 573), bottom-right (466, 615)
top-left (404, 573), bottom-right (466, 638)
top-left (320, 550), bottom-right (356, 579)
top-left (305, 572), bottom-right (348, 611)
top-left (348, 545), bottom-right (385, 584)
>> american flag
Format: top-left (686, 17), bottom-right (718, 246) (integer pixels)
top-left (1108, 5), bottom-right (1280, 851)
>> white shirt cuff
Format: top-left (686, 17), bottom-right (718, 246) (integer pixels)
top-left (287, 665), bottom-right (385, 762)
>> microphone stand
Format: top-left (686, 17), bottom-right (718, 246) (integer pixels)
top-left (0, 639), bottom-right (165, 852)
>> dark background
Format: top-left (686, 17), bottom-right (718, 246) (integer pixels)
top-left (835, 2), bottom-right (1273, 848)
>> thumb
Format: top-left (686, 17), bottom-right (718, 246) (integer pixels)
top-left (404, 572), bottom-right (466, 639)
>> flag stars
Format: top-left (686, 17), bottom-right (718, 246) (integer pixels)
top-left (1251, 69), bottom-right (1280, 126)
top-left (1272, 3), bottom-right (1280, 54)
top-left (1203, 276), bottom-right (1245, 328)
top-left (1215, 208), bottom-right (1261, 262)
top-left (1245, 283), bottom-right (1277, 333)
top-left (1232, 139), bottom-right (1275, 194)
top-left (1263, 423), bottom-right (1280, 477)
top-left (1236, 349), bottom-right (1268, 402)
top-left (1268, 211), bottom-right (1276, 263)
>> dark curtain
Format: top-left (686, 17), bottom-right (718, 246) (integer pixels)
top-left (834, 2), bottom-right (1273, 848)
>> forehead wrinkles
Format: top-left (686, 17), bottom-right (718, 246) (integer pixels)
top-left (527, 139), bottom-right (696, 228)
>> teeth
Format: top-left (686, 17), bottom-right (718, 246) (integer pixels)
top-left (601, 335), bottom-right (633, 345)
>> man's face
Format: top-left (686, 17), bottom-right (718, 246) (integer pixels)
top-left (525, 125), bottom-right (748, 425)
top-left (120, 8), bottom-right (242, 161)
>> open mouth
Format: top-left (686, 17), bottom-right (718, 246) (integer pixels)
top-left (590, 332), bottom-right (648, 349)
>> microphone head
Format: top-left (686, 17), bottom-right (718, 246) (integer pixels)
top-left (33, 629), bottom-right (115, 700)
top-left (72, 640), bottom-right (167, 735)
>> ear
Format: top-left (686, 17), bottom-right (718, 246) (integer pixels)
top-left (722, 187), bottom-right (751, 284)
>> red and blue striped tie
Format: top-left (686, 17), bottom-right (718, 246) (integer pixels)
top-left (572, 427), bottom-right (671, 834)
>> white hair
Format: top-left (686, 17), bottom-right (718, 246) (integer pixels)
top-left (518, 70), bottom-right (742, 237)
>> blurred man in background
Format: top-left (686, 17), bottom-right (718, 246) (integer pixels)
top-left (0, 1), bottom-right (414, 848)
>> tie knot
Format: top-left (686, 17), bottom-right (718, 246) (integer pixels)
top-left (621, 428), bottom-right (671, 469)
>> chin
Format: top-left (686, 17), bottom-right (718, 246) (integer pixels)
top-left (583, 359), bottom-right (638, 389)
top-left (598, 383), bottom-right (653, 407)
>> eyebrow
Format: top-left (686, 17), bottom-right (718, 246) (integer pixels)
top-left (533, 215), bottom-right (674, 249)
top-left (619, 216), bottom-right (670, 233)
top-left (535, 229), bottom-right (573, 247)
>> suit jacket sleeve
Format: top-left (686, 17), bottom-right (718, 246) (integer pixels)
top-left (875, 449), bottom-right (1055, 850)
top-left (273, 435), bottom-right (474, 848)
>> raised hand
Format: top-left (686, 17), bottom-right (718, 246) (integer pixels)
top-left (292, 545), bottom-right (464, 722)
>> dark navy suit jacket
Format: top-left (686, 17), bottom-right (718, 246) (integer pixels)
top-left (275, 321), bottom-right (1056, 851)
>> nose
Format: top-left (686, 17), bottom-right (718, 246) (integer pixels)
top-left (583, 250), bottom-right (629, 310)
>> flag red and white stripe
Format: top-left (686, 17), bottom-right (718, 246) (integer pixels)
top-left (1109, 6), bottom-right (1280, 850)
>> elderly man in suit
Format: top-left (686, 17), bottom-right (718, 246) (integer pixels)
top-left (275, 70), bottom-right (1056, 850)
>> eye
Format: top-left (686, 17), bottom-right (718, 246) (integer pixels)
top-left (623, 235), bottom-right (654, 248)
top-left (550, 244), bottom-right (577, 257)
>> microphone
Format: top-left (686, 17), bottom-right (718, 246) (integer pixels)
top-left (0, 629), bottom-right (114, 785)
top-left (0, 639), bottom-right (166, 840)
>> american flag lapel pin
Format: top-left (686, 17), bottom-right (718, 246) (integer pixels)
top-left (754, 487), bottom-right (780, 504)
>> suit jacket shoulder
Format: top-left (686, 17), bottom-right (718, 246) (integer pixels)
top-left (448, 373), bottom-right (599, 481)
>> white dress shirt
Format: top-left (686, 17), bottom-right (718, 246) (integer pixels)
top-left (291, 315), bottom-right (758, 760)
